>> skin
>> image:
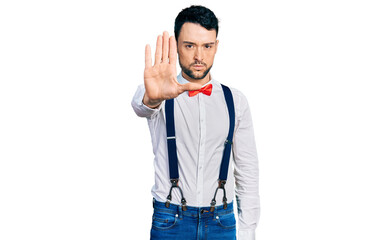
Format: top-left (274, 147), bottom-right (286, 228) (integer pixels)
top-left (177, 22), bottom-right (219, 86)
top-left (143, 23), bottom-right (219, 108)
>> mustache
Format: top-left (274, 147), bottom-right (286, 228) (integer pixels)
top-left (190, 61), bottom-right (207, 67)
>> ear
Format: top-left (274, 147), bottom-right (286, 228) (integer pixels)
top-left (215, 39), bottom-right (219, 53)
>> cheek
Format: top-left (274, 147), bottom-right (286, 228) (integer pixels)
top-left (204, 49), bottom-right (216, 59)
top-left (205, 54), bottom-right (216, 64)
top-left (178, 56), bottom-right (189, 65)
top-left (179, 53), bottom-right (193, 64)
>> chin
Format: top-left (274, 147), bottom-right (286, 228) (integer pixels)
top-left (193, 72), bottom-right (206, 79)
top-left (180, 64), bottom-right (212, 80)
top-left (191, 67), bottom-right (212, 80)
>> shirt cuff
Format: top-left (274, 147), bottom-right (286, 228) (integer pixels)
top-left (131, 85), bottom-right (162, 118)
top-left (238, 229), bottom-right (256, 240)
top-left (138, 99), bottom-right (162, 118)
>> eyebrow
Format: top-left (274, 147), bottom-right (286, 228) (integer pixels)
top-left (182, 41), bottom-right (216, 45)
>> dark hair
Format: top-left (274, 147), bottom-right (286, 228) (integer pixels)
top-left (174, 5), bottom-right (219, 41)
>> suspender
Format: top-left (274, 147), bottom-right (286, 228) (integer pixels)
top-left (165, 98), bottom-right (187, 210)
top-left (165, 98), bottom-right (179, 180)
top-left (164, 84), bottom-right (235, 211)
top-left (210, 84), bottom-right (235, 211)
top-left (219, 84), bottom-right (235, 180)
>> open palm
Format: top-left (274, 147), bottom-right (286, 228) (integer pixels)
top-left (143, 32), bottom-right (201, 108)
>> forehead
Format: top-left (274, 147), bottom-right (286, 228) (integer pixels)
top-left (178, 22), bottom-right (217, 43)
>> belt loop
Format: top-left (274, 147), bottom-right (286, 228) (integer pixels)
top-left (178, 205), bottom-right (183, 219)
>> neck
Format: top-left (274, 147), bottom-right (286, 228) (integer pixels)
top-left (182, 72), bottom-right (211, 86)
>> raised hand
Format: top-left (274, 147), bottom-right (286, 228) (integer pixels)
top-left (143, 32), bottom-right (202, 108)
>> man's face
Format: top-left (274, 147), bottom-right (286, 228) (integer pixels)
top-left (177, 22), bottom-right (218, 81)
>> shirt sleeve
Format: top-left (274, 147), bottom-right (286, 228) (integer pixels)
top-left (131, 84), bottom-right (162, 118)
top-left (232, 90), bottom-right (260, 240)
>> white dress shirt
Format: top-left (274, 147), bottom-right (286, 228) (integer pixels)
top-left (131, 73), bottom-right (260, 240)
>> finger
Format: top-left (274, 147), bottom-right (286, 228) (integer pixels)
top-left (178, 82), bottom-right (203, 94)
top-left (154, 35), bottom-right (162, 65)
top-left (162, 31), bottom-right (169, 63)
top-left (169, 36), bottom-right (177, 66)
top-left (145, 44), bottom-right (152, 69)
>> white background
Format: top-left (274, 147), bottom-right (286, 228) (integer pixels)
top-left (1, 0), bottom-right (387, 239)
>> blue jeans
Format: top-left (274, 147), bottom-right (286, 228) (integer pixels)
top-left (150, 198), bottom-right (236, 240)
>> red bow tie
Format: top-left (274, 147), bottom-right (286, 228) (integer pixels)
top-left (188, 84), bottom-right (213, 97)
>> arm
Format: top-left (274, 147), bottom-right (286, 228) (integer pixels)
top-left (131, 84), bottom-right (163, 118)
top-left (232, 92), bottom-right (260, 240)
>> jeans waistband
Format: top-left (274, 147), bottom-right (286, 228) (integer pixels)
top-left (152, 198), bottom-right (234, 218)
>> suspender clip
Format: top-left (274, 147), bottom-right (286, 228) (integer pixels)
top-left (165, 199), bottom-right (171, 208)
top-left (210, 199), bottom-right (216, 212)
top-left (218, 180), bottom-right (226, 188)
top-left (223, 196), bottom-right (228, 209)
top-left (171, 178), bottom-right (179, 187)
top-left (181, 198), bottom-right (187, 211)
top-left (210, 180), bottom-right (228, 212)
top-left (165, 178), bottom-right (188, 211)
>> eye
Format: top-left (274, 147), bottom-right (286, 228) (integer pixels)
top-left (205, 45), bottom-right (212, 49)
top-left (185, 44), bottom-right (193, 49)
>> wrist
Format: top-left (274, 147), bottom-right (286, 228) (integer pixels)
top-left (143, 93), bottom-right (162, 109)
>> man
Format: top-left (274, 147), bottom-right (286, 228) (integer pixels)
top-left (132, 5), bottom-right (260, 240)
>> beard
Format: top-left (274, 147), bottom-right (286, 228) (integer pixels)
top-left (179, 60), bottom-right (213, 80)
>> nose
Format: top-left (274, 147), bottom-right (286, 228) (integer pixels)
top-left (194, 48), bottom-right (203, 62)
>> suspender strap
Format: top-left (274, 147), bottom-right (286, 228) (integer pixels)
top-left (219, 84), bottom-right (235, 181)
top-left (165, 99), bottom-right (179, 179)
top-left (210, 84), bottom-right (235, 211)
top-left (165, 99), bottom-right (187, 210)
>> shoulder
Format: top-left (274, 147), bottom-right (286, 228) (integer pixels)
top-left (213, 80), bottom-right (247, 100)
top-left (219, 83), bottom-right (249, 107)
top-left (216, 81), bottom-right (251, 120)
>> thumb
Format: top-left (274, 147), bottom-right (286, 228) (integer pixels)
top-left (178, 82), bottom-right (203, 93)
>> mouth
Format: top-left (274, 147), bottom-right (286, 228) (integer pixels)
top-left (192, 64), bottom-right (205, 71)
